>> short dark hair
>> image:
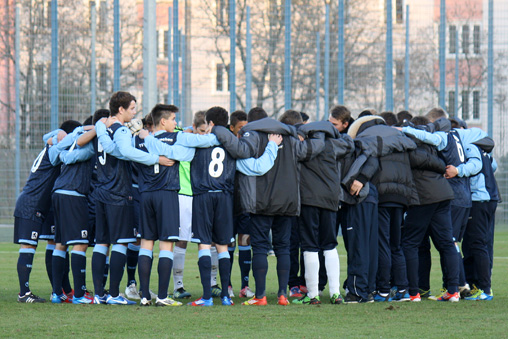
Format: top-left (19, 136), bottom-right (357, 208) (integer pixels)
top-left (300, 112), bottom-right (309, 122)
top-left (150, 104), bottom-right (178, 126)
top-left (358, 109), bottom-right (375, 118)
top-left (83, 116), bottom-right (93, 125)
top-left (411, 116), bottom-right (430, 126)
top-left (279, 110), bottom-right (303, 126)
top-left (230, 110), bottom-right (247, 127)
top-left (330, 105), bottom-right (351, 122)
top-left (92, 109), bottom-right (110, 124)
top-left (193, 111), bottom-right (206, 127)
top-left (248, 107), bottom-right (268, 122)
top-left (109, 91), bottom-right (136, 116)
top-left (59, 120), bottom-right (82, 134)
top-left (379, 111), bottom-right (398, 126)
top-left (397, 110), bottom-right (413, 125)
top-left (205, 106), bottom-right (229, 127)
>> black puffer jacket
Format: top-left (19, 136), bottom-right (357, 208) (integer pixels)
top-left (348, 116), bottom-right (417, 207)
top-left (408, 137), bottom-right (455, 205)
top-left (298, 121), bottom-right (354, 211)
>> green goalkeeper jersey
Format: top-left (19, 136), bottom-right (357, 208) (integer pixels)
top-left (176, 126), bottom-right (193, 196)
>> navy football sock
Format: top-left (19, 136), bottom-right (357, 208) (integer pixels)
top-left (252, 253), bottom-right (268, 298)
top-left (62, 252), bottom-right (72, 294)
top-left (238, 246), bottom-right (252, 289)
top-left (227, 246), bottom-right (235, 287)
top-left (103, 256), bottom-right (109, 289)
top-left (92, 246), bottom-right (108, 297)
top-left (45, 244), bottom-right (55, 288)
top-left (138, 249), bottom-right (153, 300)
top-left (219, 253), bottom-right (231, 298)
top-left (71, 251), bottom-right (87, 298)
top-left (109, 245), bottom-right (127, 298)
top-left (276, 253), bottom-right (290, 297)
top-left (17, 248), bottom-right (35, 295)
top-left (52, 249), bottom-right (66, 295)
top-left (158, 250), bottom-right (173, 300)
top-left (126, 243), bottom-right (140, 286)
top-left (198, 249), bottom-right (212, 300)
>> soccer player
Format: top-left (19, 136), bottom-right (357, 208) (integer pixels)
top-left (90, 91), bottom-right (172, 305)
top-left (293, 119), bottom-right (354, 305)
top-left (212, 114), bottom-right (325, 306)
top-left (14, 120), bottom-right (81, 303)
top-left (50, 115), bottom-right (105, 304)
top-left (228, 109), bottom-right (255, 298)
top-left (134, 104), bottom-right (205, 307)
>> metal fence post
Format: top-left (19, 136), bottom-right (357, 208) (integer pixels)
top-left (284, 0), bottom-right (291, 110)
top-left (51, 0), bottom-right (58, 130)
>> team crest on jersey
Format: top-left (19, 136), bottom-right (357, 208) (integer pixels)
top-left (244, 132), bottom-right (250, 137)
top-left (51, 225), bottom-right (56, 234)
top-left (81, 230), bottom-right (88, 238)
top-left (31, 232), bottom-right (38, 240)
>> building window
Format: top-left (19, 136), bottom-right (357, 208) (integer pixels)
top-left (216, 63), bottom-right (225, 92)
top-left (462, 90), bottom-right (469, 120)
top-left (46, 1), bottom-right (52, 28)
top-left (473, 25), bottom-right (480, 54)
top-left (216, 0), bottom-right (228, 26)
top-left (99, 1), bottom-right (107, 31)
top-left (156, 30), bottom-right (159, 58)
top-left (449, 25), bottom-right (456, 54)
top-left (164, 30), bottom-right (169, 58)
top-left (462, 25), bottom-right (469, 54)
top-left (473, 90), bottom-right (480, 119)
top-left (448, 91), bottom-right (455, 117)
top-left (344, 0), bottom-right (349, 24)
top-left (396, 0), bottom-right (403, 24)
top-left (100, 63), bottom-right (107, 91)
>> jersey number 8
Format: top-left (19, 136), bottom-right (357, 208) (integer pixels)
top-left (209, 147), bottom-right (225, 178)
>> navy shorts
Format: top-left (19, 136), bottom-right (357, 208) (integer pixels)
top-left (95, 200), bottom-right (136, 245)
top-left (40, 209), bottom-right (55, 241)
top-left (298, 205), bottom-right (338, 252)
top-left (191, 192), bottom-right (234, 245)
top-left (14, 217), bottom-right (43, 245)
top-left (140, 190), bottom-right (180, 241)
top-left (233, 213), bottom-right (251, 236)
top-left (53, 193), bottom-right (91, 245)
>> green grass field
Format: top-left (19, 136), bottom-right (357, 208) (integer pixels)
top-left (1, 227), bottom-right (507, 338)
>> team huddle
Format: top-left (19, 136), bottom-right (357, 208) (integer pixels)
top-left (13, 91), bottom-right (499, 306)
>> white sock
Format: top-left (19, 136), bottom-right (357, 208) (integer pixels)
top-left (173, 246), bottom-right (186, 291)
top-left (303, 251), bottom-right (320, 299)
top-left (210, 246), bottom-right (218, 286)
top-left (324, 249), bottom-right (341, 297)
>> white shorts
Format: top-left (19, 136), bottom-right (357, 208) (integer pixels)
top-left (178, 194), bottom-right (193, 242)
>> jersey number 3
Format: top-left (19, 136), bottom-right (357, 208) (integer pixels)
top-left (97, 141), bottom-right (107, 165)
top-left (208, 147), bottom-right (225, 178)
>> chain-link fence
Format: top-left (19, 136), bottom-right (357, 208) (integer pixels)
top-left (1, 0), bottom-right (507, 228)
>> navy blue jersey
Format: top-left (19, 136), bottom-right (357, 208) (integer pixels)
top-left (93, 124), bottom-right (133, 205)
top-left (439, 130), bottom-right (471, 207)
top-left (14, 145), bottom-right (61, 222)
top-left (133, 132), bottom-right (180, 192)
top-left (53, 157), bottom-right (94, 195)
top-left (190, 146), bottom-right (236, 195)
top-left (479, 150), bottom-right (499, 202)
